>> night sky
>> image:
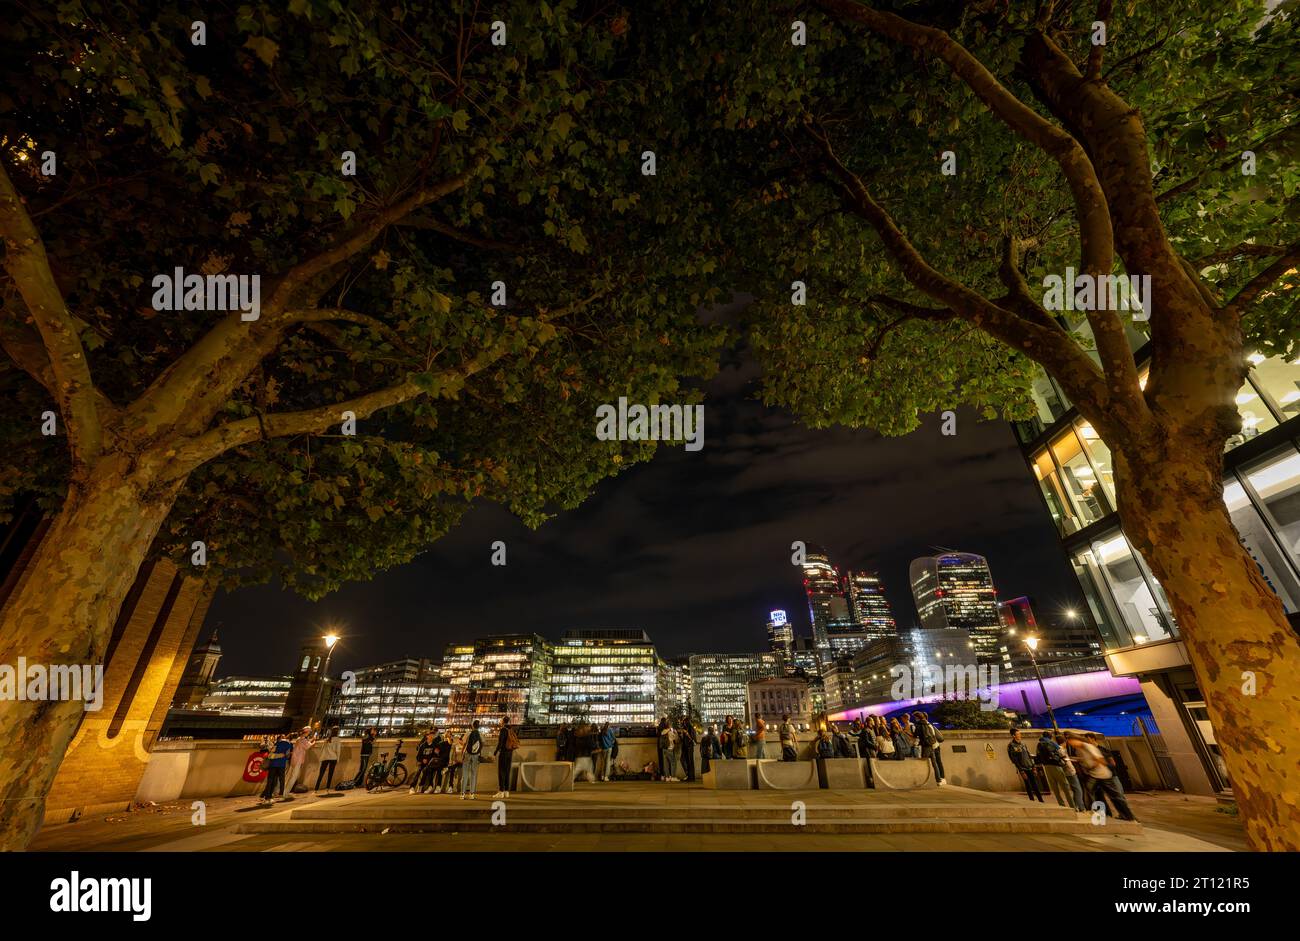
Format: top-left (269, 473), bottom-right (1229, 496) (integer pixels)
top-left (208, 300), bottom-right (1089, 677)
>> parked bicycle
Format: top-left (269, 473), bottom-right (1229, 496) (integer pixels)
top-left (365, 739), bottom-right (408, 790)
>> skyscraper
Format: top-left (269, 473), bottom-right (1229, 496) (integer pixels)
top-left (766, 609), bottom-right (794, 671)
top-left (689, 652), bottom-right (780, 725)
top-left (801, 543), bottom-right (852, 654)
top-left (549, 629), bottom-right (659, 725)
top-left (909, 552), bottom-right (1001, 664)
top-left (845, 570), bottom-right (897, 641)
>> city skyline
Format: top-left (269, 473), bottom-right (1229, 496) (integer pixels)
top-left (205, 361), bottom-right (1086, 681)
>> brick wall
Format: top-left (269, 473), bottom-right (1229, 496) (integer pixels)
top-left (40, 558), bottom-right (214, 823)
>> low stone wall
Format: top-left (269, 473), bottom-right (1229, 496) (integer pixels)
top-left (134, 729), bottom-right (1154, 802)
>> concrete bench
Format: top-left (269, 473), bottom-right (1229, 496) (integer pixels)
top-left (869, 757), bottom-right (936, 790)
top-left (516, 761), bottom-right (575, 792)
top-left (816, 757), bottom-right (866, 789)
top-left (755, 759), bottom-right (819, 790)
top-left (703, 758), bottom-right (755, 789)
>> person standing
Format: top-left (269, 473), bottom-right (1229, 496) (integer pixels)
top-left (555, 723), bottom-right (571, 763)
top-left (1068, 732), bottom-right (1138, 821)
top-left (889, 718), bottom-right (911, 761)
top-left (655, 717), bottom-right (669, 780)
top-left (720, 716), bottom-right (735, 759)
top-left (313, 726), bottom-right (341, 791)
top-left (1007, 729), bottom-right (1044, 802)
top-left (753, 717), bottom-right (768, 759)
top-left (660, 720), bottom-right (680, 781)
top-left (592, 722), bottom-right (609, 782)
top-left (431, 729), bottom-right (452, 792)
top-left (461, 720), bottom-right (483, 800)
top-left (678, 718), bottom-right (697, 783)
top-left (352, 727), bottom-right (377, 787)
top-left (855, 719), bottom-right (877, 762)
top-left (731, 722), bottom-right (749, 760)
top-left (1036, 730), bottom-right (1071, 808)
top-left (259, 734), bottom-right (292, 804)
top-left (493, 717), bottom-right (518, 798)
top-left (1056, 732), bottom-right (1087, 811)
top-left (779, 714), bottom-right (798, 761)
top-left (914, 713), bottom-right (946, 784)
top-left (447, 731), bottom-right (466, 793)
top-left (283, 726), bottom-right (312, 795)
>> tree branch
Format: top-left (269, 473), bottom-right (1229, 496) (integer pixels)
top-left (0, 162), bottom-right (104, 466)
top-left (803, 123), bottom-right (1115, 430)
top-left (1085, 0), bottom-right (1113, 81)
top-left (395, 215), bottom-right (522, 252)
top-left (1225, 242), bottom-right (1300, 319)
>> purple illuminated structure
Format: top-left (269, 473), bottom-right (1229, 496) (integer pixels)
top-left (827, 668), bottom-right (1141, 723)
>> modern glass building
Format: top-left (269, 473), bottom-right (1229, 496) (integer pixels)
top-left (801, 544), bottom-right (851, 654)
top-left (766, 609), bottom-right (795, 671)
top-left (1015, 348), bottom-right (1300, 794)
top-left (846, 570), bottom-right (897, 641)
top-left (199, 675), bottom-right (291, 716)
top-left (446, 632), bottom-right (552, 729)
top-left (549, 629), bottom-right (659, 725)
top-left (909, 552), bottom-right (1002, 664)
top-left (689, 652), bottom-right (781, 726)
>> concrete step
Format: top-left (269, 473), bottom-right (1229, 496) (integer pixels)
top-left (237, 816), bottom-right (1142, 836)
top-left (283, 801), bottom-right (1088, 822)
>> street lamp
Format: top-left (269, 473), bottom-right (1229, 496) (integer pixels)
top-left (311, 631), bottom-right (341, 728)
top-left (1024, 636), bottom-right (1059, 732)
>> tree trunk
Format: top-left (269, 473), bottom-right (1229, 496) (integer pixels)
top-left (1116, 445), bottom-right (1300, 851)
top-left (0, 457), bottom-right (181, 851)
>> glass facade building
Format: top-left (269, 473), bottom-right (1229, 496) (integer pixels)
top-left (846, 570), bottom-right (897, 641)
top-left (549, 629), bottom-right (659, 725)
top-left (908, 553), bottom-right (1002, 664)
top-left (689, 652), bottom-right (781, 726)
top-left (1015, 348), bottom-right (1300, 794)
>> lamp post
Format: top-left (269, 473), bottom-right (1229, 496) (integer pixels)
top-left (1024, 636), bottom-right (1059, 732)
top-left (311, 632), bottom-right (340, 728)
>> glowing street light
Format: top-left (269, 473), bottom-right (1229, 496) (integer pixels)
top-left (1023, 635), bottom-right (1059, 732)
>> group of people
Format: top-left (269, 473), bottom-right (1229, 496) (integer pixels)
top-left (406, 721), bottom-right (486, 798)
top-left (255, 723), bottom-right (342, 804)
top-left (554, 721), bottom-right (620, 781)
top-left (1007, 728), bottom-right (1138, 821)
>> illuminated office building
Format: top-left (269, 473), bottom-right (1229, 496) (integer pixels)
top-left (1015, 347), bottom-right (1300, 795)
top-left (199, 675), bottom-right (291, 716)
top-left (689, 652), bottom-right (780, 726)
top-left (831, 628), bottom-right (977, 713)
top-left (549, 629), bottom-right (659, 725)
top-left (332, 659), bottom-right (450, 735)
top-left (909, 552), bottom-right (1001, 664)
top-left (446, 633), bottom-right (552, 729)
top-left (801, 544), bottom-right (852, 655)
top-left (658, 655), bottom-right (692, 716)
top-left (766, 609), bottom-right (794, 671)
top-left (438, 643), bottom-right (475, 689)
top-left (846, 570), bottom-right (897, 641)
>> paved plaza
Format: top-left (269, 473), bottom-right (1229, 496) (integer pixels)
top-left (31, 783), bottom-right (1243, 853)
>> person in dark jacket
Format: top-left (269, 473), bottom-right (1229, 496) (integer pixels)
top-left (831, 723), bottom-right (854, 758)
top-left (913, 712), bottom-right (945, 784)
top-left (460, 720), bottom-right (484, 799)
top-left (1008, 729), bottom-right (1044, 802)
top-left (411, 730), bottom-right (437, 794)
top-left (493, 717), bottom-right (517, 798)
top-left (352, 727), bottom-right (377, 786)
top-left (678, 719), bottom-right (698, 782)
top-left (259, 734), bottom-right (292, 803)
top-left (430, 731), bottom-right (452, 792)
top-left (555, 724), bottom-right (570, 762)
top-left (700, 724), bottom-right (720, 774)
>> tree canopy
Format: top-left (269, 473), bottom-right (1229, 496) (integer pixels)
top-left (1, 0), bottom-right (726, 597)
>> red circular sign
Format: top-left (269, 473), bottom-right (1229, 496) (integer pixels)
top-left (243, 751), bottom-right (268, 783)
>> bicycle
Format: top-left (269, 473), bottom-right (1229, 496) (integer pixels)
top-left (365, 739), bottom-right (408, 790)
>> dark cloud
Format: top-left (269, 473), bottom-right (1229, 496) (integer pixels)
top-left (209, 341), bottom-right (1086, 677)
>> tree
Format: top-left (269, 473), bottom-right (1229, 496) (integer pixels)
top-left (931, 699), bottom-right (1014, 731)
top-left (0, 1), bottom-right (724, 849)
top-left (655, 0), bottom-right (1299, 848)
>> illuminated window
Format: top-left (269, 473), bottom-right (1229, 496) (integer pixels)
top-left (1071, 531), bottom-right (1175, 649)
top-left (1050, 428), bottom-right (1111, 525)
top-left (1223, 478), bottom-right (1300, 614)
top-left (1241, 446), bottom-right (1300, 576)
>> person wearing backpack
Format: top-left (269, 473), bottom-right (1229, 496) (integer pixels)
top-left (1036, 730), bottom-right (1071, 807)
top-left (678, 718), bottom-right (697, 782)
top-left (700, 724), bottom-right (721, 773)
top-left (493, 717), bottom-right (519, 798)
top-left (731, 723), bottom-right (749, 759)
top-left (779, 714), bottom-right (798, 761)
top-left (813, 727), bottom-right (834, 759)
top-left (460, 719), bottom-right (483, 800)
top-left (914, 712), bottom-right (946, 784)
